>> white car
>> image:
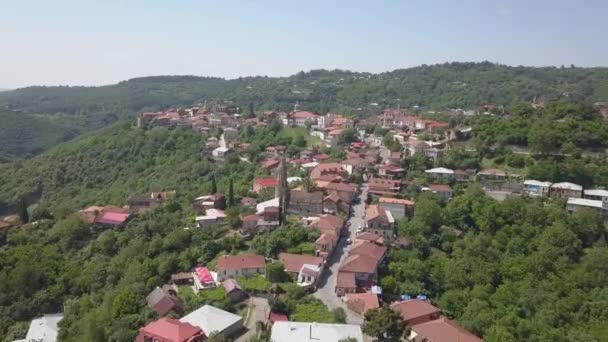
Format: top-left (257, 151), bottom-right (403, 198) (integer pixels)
top-left (346, 238), bottom-right (352, 245)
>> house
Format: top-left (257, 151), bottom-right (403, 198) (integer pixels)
top-left (193, 266), bottom-right (216, 290)
top-left (379, 197), bottom-right (415, 219)
top-left (136, 318), bottom-right (205, 342)
top-left (288, 190), bottom-right (324, 215)
top-left (192, 193), bottom-right (226, 213)
top-left (428, 184), bottom-right (453, 201)
top-left (566, 198), bottom-right (607, 220)
top-left (308, 214), bottom-right (344, 238)
top-left (523, 180), bottom-right (552, 197)
top-left (128, 191), bottom-right (176, 214)
top-left (584, 189), bottom-right (608, 201)
top-left (315, 233), bottom-right (338, 257)
top-left (297, 263), bottom-right (322, 289)
top-left (368, 177), bottom-right (402, 197)
top-left (407, 317), bottom-right (483, 342)
top-left (253, 177), bottom-right (278, 194)
top-left (180, 305), bottom-right (243, 339)
top-left (171, 272), bottom-right (194, 286)
top-left (196, 209), bottom-right (227, 227)
top-left (240, 197), bottom-right (257, 208)
top-left (425, 167), bottom-right (454, 180)
top-left (550, 182), bottom-right (583, 198)
top-left (291, 111), bottom-right (319, 127)
top-left (147, 286), bottom-right (182, 316)
top-left (339, 254), bottom-right (380, 288)
top-left (322, 182), bottom-right (358, 205)
top-left (453, 169), bottom-right (469, 182)
top-left (365, 205), bottom-right (395, 239)
top-left (256, 197), bottom-right (280, 215)
top-left (349, 240), bottom-right (387, 264)
top-left (355, 232), bottom-right (384, 245)
top-left (279, 253), bottom-right (324, 274)
top-left (222, 127), bottom-right (238, 142)
top-left (270, 322), bottom-right (363, 342)
top-left (335, 271), bottom-right (357, 296)
top-left (262, 158), bottom-right (280, 172)
top-left (405, 139), bottom-right (429, 156)
top-left (94, 210), bottom-right (131, 228)
top-left (216, 254), bottom-right (266, 281)
top-left (378, 164), bottom-right (405, 179)
top-left (212, 147), bottom-right (232, 161)
top-left (323, 191), bottom-right (342, 214)
top-left (310, 162), bottom-right (346, 180)
top-left (390, 299), bottom-right (440, 326)
top-left (223, 279), bottom-right (247, 302)
top-left (477, 168), bottom-right (508, 181)
top-left (341, 157), bottom-right (368, 175)
top-left (19, 314), bottom-right (64, 342)
top-left (344, 292), bottom-right (380, 315)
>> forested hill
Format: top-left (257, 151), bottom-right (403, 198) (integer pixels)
top-left (1, 62), bottom-right (608, 162)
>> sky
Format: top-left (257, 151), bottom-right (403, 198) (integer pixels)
top-left (1, 0), bottom-right (607, 88)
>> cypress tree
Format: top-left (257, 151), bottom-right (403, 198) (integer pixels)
top-left (211, 174), bottom-right (217, 194)
top-left (228, 178), bottom-right (235, 206)
top-left (17, 198), bottom-right (29, 224)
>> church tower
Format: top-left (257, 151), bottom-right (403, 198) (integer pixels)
top-left (275, 154), bottom-right (289, 225)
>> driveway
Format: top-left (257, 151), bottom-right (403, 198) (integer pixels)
top-left (235, 296), bottom-right (270, 342)
top-left (313, 182), bottom-right (369, 324)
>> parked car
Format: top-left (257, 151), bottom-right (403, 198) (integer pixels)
top-left (346, 238), bottom-right (352, 245)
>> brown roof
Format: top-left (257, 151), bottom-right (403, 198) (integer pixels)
top-left (290, 189), bottom-right (323, 204)
top-left (323, 182), bottom-right (358, 193)
top-left (336, 271), bottom-right (356, 289)
top-left (241, 197), bottom-right (257, 207)
top-left (390, 299), bottom-right (440, 322)
top-left (147, 287), bottom-right (181, 316)
top-left (309, 214), bottom-right (343, 233)
top-left (345, 293), bottom-right (380, 314)
top-left (315, 233), bottom-right (337, 245)
top-left (411, 317), bottom-right (483, 342)
top-left (340, 254), bottom-right (378, 274)
top-left (324, 191), bottom-right (340, 203)
top-left (279, 253), bottom-right (324, 273)
top-left (379, 197), bottom-right (415, 206)
top-left (366, 205), bottom-right (390, 223)
top-left (429, 184), bottom-right (452, 192)
top-left (355, 232), bottom-right (384, 245)
top-left (311, 162), bottom-right (345, 180)
top-left (349, 241), bottom-right (386, 261)
top-left (368, 177), bottom-right (401, 190)
top-left (242, 214), bottom-right (260, 222)
top-left (216, 254), bottom-right (266, 271)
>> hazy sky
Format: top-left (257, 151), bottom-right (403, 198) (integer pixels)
top-left (1, 0), bottom-right (607, 88)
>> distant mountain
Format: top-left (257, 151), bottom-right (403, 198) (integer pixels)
top-left (0, 88), bottom-right (11, 92)
top-left (1, 62), bottom-right (608, 161)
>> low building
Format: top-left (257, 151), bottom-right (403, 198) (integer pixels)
top-left (378, 164), bottom-right (405, 179)
top-left (407, 317), bottom-right (483, 342)
top-left (425, 167), bottom-right (454, 180)
top-left (297, 263), bottom-right (322, 289)
top-left (405, 139), bottom-right (429, 156)
top-left (270, 321), bottom-right (363, 342)
top-left (193, 266), bottom-right (216, 290)
top-left (192, 193), bottom-right (226, 213)
top-left (212, 147), bottom-right (232, 161)
top-left (137, 318), bottom-right (205, 342)
top-left (349, 240), bottom-right (387, 264)
top-left (240, 197), bottom-right (257, 208)
top-left (335, 271), bottom-right (357, 296)
top-left (390, 299), bottom-right (440, 326)
top-left (180, 305), bottom-right (243, 339)
top-left (339, 254), bottom-right (380, 288)
top-left (344, 292), bottom-right (380, 315)
top-left (253, 177), bottom-right (278, 194)
top-left (288, 190), bottom-right (324, 215)
top-left (584, 189), bottom-right (608, 201)
top-left (428, 184), bottom-right (453, 201)
top-left (196, 209), bottom-right (227, 227)
top-left (355, 232), bottom-right (384, 245)
top-left (550, 182), bottom-right (583, 198)
top-left (379, 197), bottom-right (415, 219)
top-left (523, 180), bottom-right (552, 197)
top-left (216, 254), bottom-right (266, 281)
top-left (128, 191), bottom-right (176, 214)
top-left (223, 279), bottom-right (247, 302)
top-left (477, 168), bottom-right (508, 181)
top-left (365, 205), bottom-right (395, 239)
top-left (566, 198), bottom-right (607, 220)
top-left (368, 177), bottom-right (402, 197)
top-left (147, 286), bottom-right (182, 316)
top-left (94, 210), bottom-right (131, 228)
top-left (19, 314), bottom-right (64, 342)
top-left (279, 253), bottom-right (324, 275)
top-left (171, 272), bottom-right (194, 286)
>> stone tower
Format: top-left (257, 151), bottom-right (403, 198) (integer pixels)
top-left (275, 154), bottom-right (289, 224)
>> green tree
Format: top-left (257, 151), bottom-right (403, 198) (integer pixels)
top-left (17, 198), bottom-right (29, 224)
top-left (362, 305), bottom-right (405, 340)
top-left (266, 261), bottom-right (290, 283)
top-left (247, 102), bottom-right (255, 119)
top-left (332, 307), bottom-right (347, 323)
top-left (211, 174), bottom-right (217, 194)
top-left (228, 178), bottom-right (235, 207)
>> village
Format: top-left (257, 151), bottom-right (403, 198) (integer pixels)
top-left (7, 102), bottom-right (608, 342)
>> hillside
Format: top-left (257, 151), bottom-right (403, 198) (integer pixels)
top-left (1, 62), bottom-right (608, 161)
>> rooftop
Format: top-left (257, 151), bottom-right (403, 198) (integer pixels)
top-left (345, 292), bottom-right (380, 314)
top-left (216, 254), bottom-right (266, 271)
top-left (567, 197), bottom-right (603, 209)
top-left (390, 299), bottom-right (440, 322)
top-left (411, 317), bottom-right (483, 342)
top-left (180, 305), bottom-right (242, 337)
top-left (551, 182), bottom-right (583, 191)
top-left (279, 253), bottom-right (324, 273)
top-left (139, 318), bottom-right (203, 342)
top-left (337, 271), bottom-right (356, 289)
top-left (24, 314), bottom-right (64, 342)
top-left (425, 167), bottom-right (454, 175)
top-left (270, 321), bottom-right (363, 342)
top-left (379, 197), bottom-right (415, 206)
top-left (340, 254), bottom-right (378, 274)
top-left (584, 189), bottom-right (608, 197)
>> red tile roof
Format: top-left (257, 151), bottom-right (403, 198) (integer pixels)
top-left (411, 317), bottom-right (483, 342)
top-left (309, 214), bottom-right (343, 235)
top-left (315, 233), bottom-right (337, 245)
top-left (429, 184), bottom-right (452, 192)
top-left (269, 312), bottom-right (289, 323)
top-left (313, 153), bottom-right (330, 160)
top-left (262, 159), bottom-right (280, 169)
top-left (137, 318), bottom-right (204, 342)
top-left (310, 162), bottom-right (344, 179)
top-left (345, 292), bottom-right (380, 314)
top-left (194, 266), bottom-right (214, 285)
top-left (390, 299), bottom-right (440, 322)
top-left (279, 253), bottom-right (324, 273)
top-left (379, 197), bottom-right (415, 206)
top-left (349, 241), bottom-right (386, 261)
top-left (216, 254), bottom-right (266, 271)
top-left (355, 232), bottom-right (384, 245)
top-left (366, 205), bottom-right (389, 222)
top-left (254, 177), bottom-right (278, 188)
top-left (293, 111), bottom-right (319, 119)
top-left (94, 211), bottom-right (130, 226)
top-left (323, 182), bottom-right (358, 193)
top-left (336, 271), bottom-right (356, 289)
top-left (340, 254), bottom-right (378, 274)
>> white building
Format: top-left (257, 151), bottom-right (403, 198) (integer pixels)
top-left (425, 167), bottom-right (454, 178)
top-left (566, 198), bottom-right (607, 220)
top-left (270, 322), bottom-right (363, 342)
top-left (196, 209), bottom-right (227, 227)
top-left (212, 147), bottom-right (232, 161)
top-left (523, 180), bottom-right (552, 197)
top-left (584, 189), bottom-right (608, 201)
top-left (550, 182), bottom-right (583, 198)
top-left (180, 305), bottom-right (243, 339)
top-left (14, 314), bottom-right (63, 342)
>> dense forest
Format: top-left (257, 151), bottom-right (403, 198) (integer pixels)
top-left (2, 62), bottom-right (608, 161)
top-left (385, 187), bottom-right (608, 341)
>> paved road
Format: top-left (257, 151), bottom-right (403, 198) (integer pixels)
top-left (313, 182), bottom-right (369, 324)
top-left (235, 296), bottom-right (269, 342)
